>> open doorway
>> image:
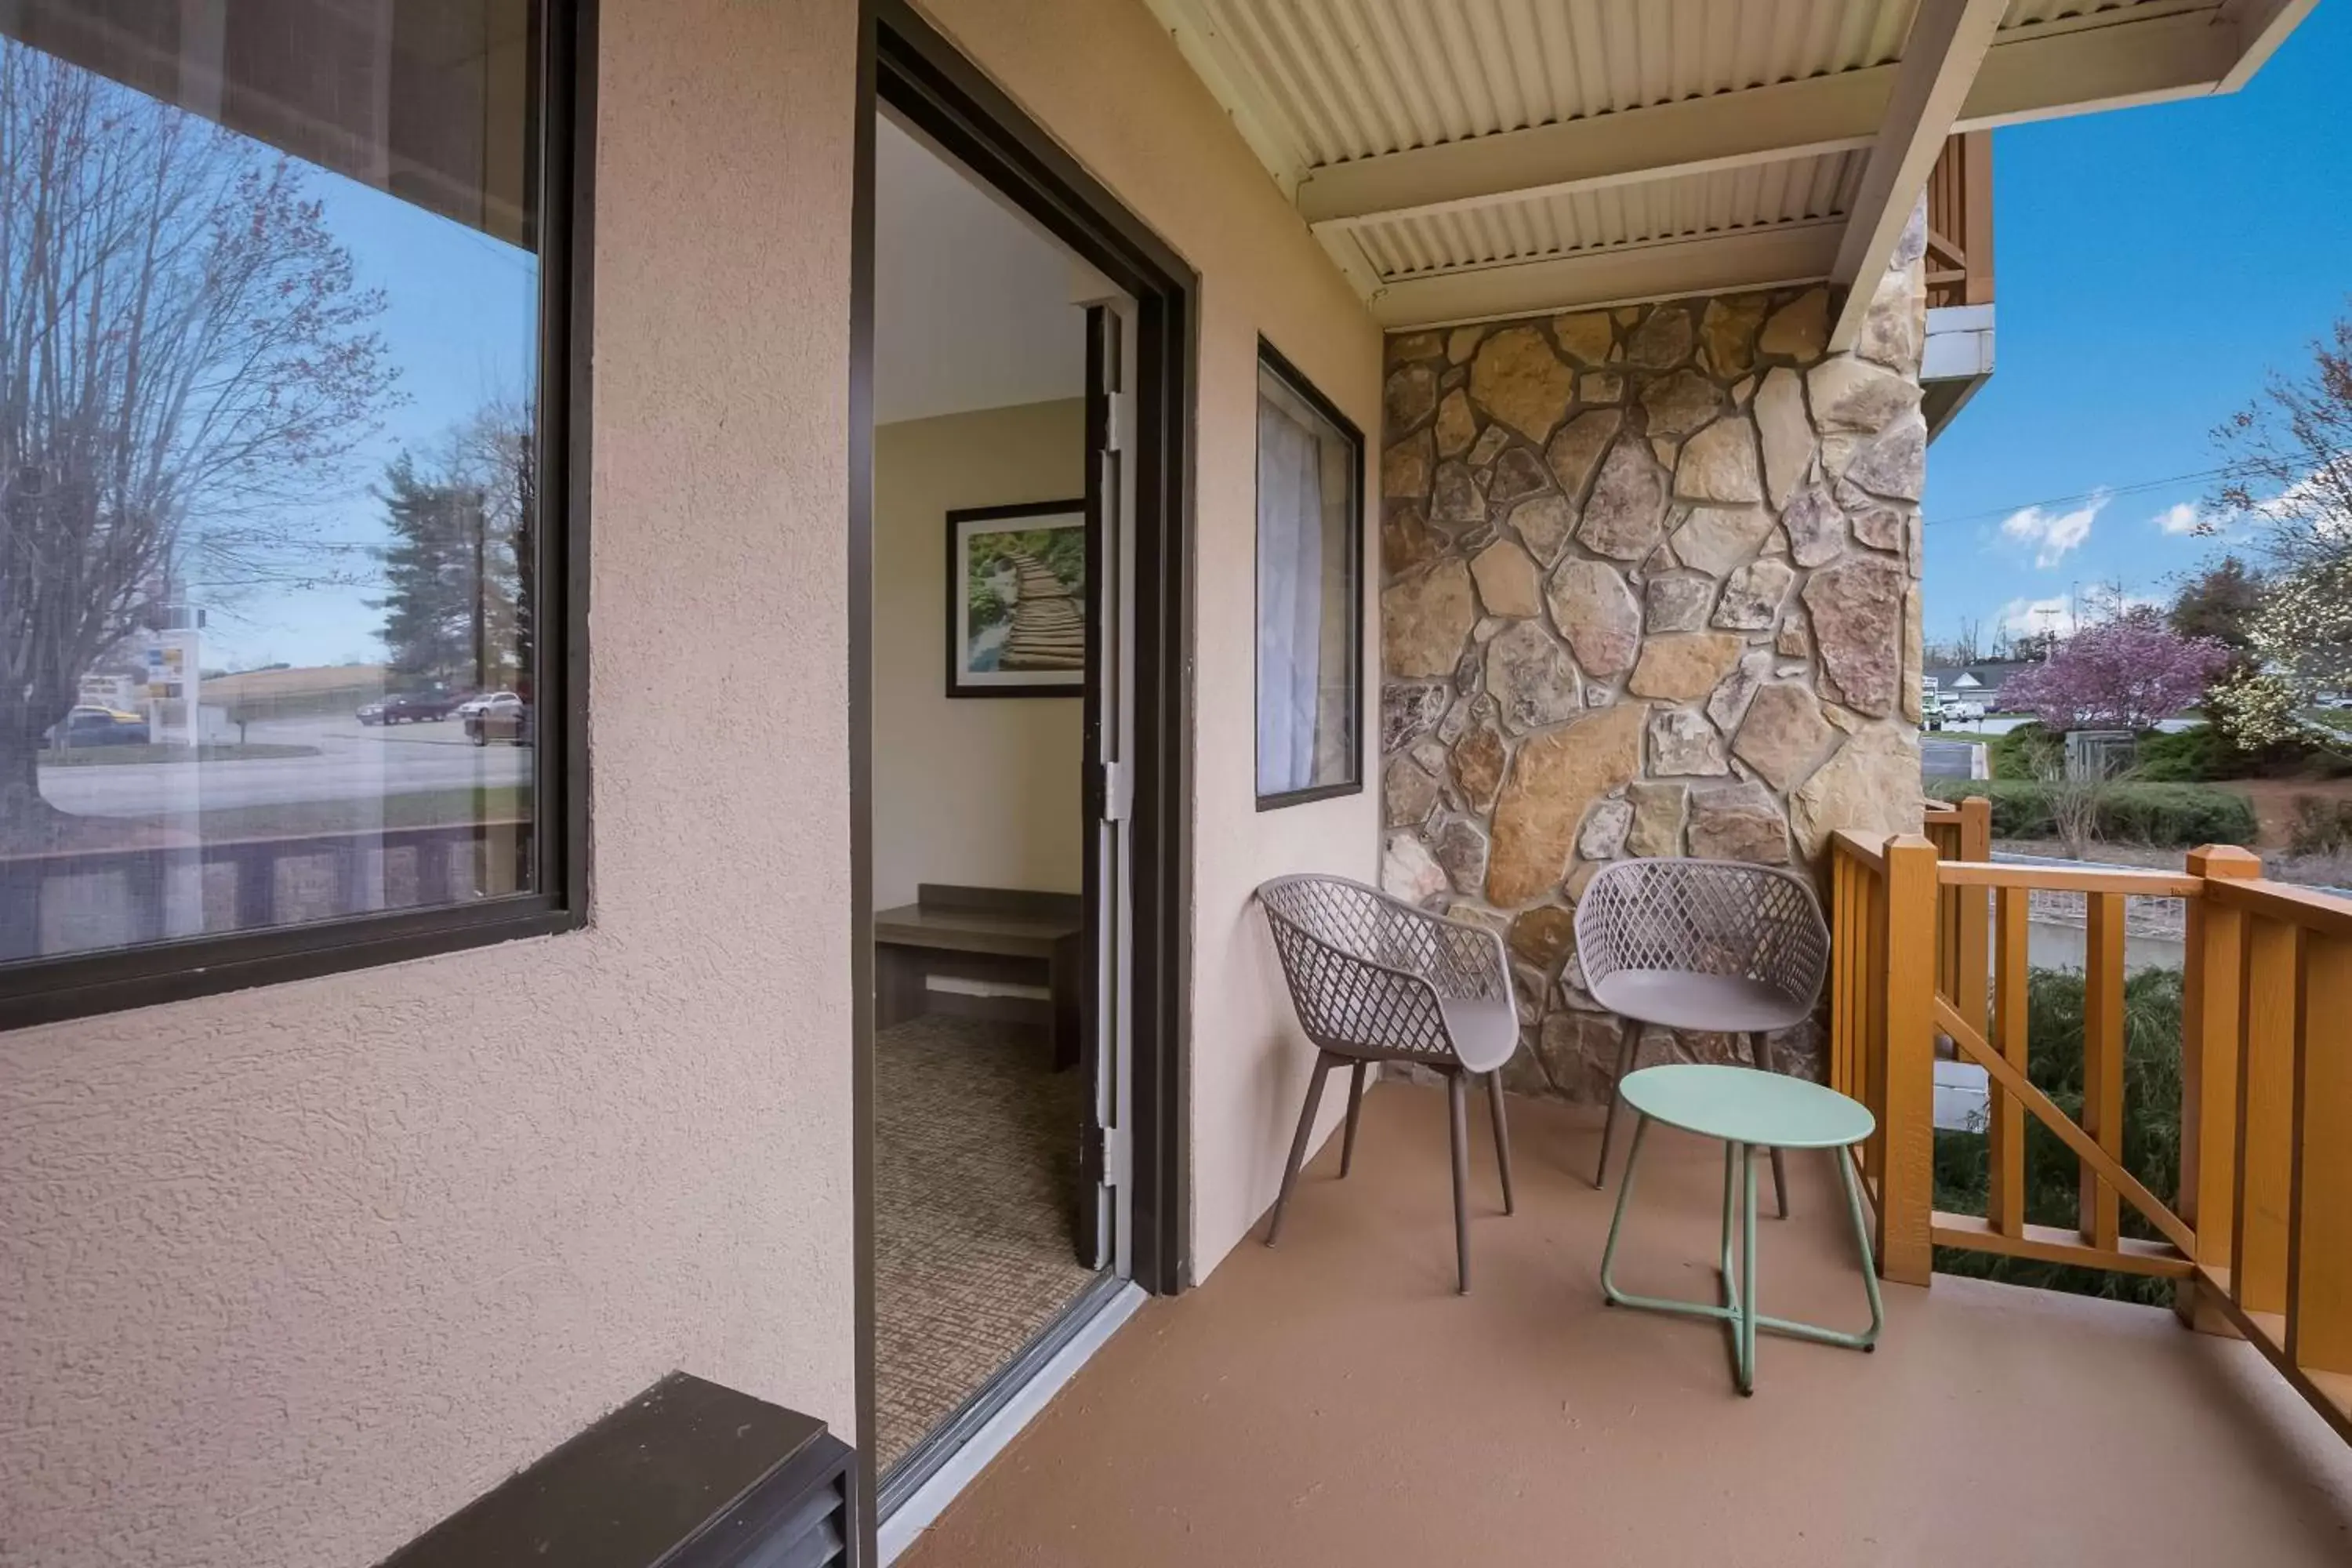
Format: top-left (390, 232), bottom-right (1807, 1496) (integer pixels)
top-left (866, 111), bottom-right (1106, 1479)
top-left (855, 13), bottom-right (1196, 1550)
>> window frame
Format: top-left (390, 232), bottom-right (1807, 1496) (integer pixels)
top-left (1251, 337), bottom-right (1367, 812)
top-left (0, 0), bottom-right (595, 1033)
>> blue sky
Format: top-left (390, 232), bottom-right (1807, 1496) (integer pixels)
top-left (201, 174), bottom-right (535, 670)
top-left (1920, 5), bottom-right (2352, 653)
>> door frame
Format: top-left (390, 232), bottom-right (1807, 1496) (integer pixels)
top-left (850, 0), bottom-right (1196, 1551)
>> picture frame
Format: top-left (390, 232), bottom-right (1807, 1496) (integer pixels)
top-left (946, 499), bottom-right (1089, 699)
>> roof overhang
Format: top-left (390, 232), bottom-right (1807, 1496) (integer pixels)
top-left (1147, 0), bottom-right (2315, 334)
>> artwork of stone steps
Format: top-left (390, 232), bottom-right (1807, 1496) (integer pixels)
top-left (1000, 551), bottom-right (1085, 671)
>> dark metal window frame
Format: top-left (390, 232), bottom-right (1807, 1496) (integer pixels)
top-left (0, 1), bottom-right (596, 1033)
top-left (1252, 337), bottom-right (1367, 812)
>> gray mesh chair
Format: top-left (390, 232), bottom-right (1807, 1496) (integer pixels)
top-left (1574, 858), bottom-right (1830, 1214)
top-left (1256, 874), bottom-right (1518, 1293)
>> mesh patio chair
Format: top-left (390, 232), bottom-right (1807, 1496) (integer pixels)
top-left (1255, 874), bottom-right (1519, 1293)
top-left (1574, 857), bottom-right (1831, 1215)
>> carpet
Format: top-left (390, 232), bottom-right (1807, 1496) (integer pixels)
top-left (874, 1012), bottom-right (1099, 1475)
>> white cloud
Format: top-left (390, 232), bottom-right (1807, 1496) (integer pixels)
top-left (2151, 502), bottom-right (2201, 535)
top-left (1999, 488), bottom-right (2107, 567)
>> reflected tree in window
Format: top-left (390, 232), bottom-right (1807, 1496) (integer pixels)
top-left (0, 41), bottom-right (397, 846)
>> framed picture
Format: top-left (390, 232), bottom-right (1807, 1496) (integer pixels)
top-left (946, 499), bottom-right (1089, 698)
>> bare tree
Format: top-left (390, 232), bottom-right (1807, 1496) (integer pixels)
top-left (2208, 311), bottom-right (2352, 568)
top-left (0, 42), bottom-right (393, 843)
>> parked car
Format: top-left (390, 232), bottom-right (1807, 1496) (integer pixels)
top-left (358, 691), bottom-right (460, 725)
top-left (455, 689), bottom-right (516, 719)
top-left (464, 692), bottom-right (533, 746)
top-left (1945, 699), bottom-right (1987, 723)
top-left (44, 706), bottom-right (151, 748)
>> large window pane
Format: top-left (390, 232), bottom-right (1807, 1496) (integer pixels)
top-left (0, 2), bottom-right (548, 966)
top-left (1255, 350), bottom-right (1363, 806)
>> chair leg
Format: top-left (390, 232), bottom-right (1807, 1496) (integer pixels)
top-left (1485, 1071), bottom-right (1515, 1216)
top-left (1748, 1030), bottom-right (1791, 1219)
top-left (1340, 1061), bottom-right (1367, 1178)
top-left (1265, 1052), bottom-right (1334, 1247)
top-left (1447, 1069), bottom-right (1472, 1294)
top-left (1594, 1022), bottom-right (1642, 1189)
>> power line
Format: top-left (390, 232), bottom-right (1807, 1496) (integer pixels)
top-left (1921, 463), bottom-right (2246, 529)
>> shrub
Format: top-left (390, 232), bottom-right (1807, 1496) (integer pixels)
top-left (1933, 966), bottom-right (2184, 1307)
top-left (2288, 794), bottom-right (2352, 856)
top-left (1946, 779), bottom-right (2257, 848)
top-left (1987, 720), bottom-right (2053, 781)
top-left (2131, 719), bottom-right (2352, 782)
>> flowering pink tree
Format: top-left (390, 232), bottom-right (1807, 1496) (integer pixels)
top-left (2001, 614), bottom-right (2230, 732)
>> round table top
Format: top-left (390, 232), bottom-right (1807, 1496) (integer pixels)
top-left (1617, 1064), bottom-right (1875, 1150)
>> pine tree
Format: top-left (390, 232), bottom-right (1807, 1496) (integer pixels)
top-left (372, 452), bottom-right (514, 688)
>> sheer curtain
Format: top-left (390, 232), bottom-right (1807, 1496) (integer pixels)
top-left (1258, 394), bottom-right (1324, 797)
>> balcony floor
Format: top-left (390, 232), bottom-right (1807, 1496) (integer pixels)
top-left (899, 1080), bottom-right (2352, 1567)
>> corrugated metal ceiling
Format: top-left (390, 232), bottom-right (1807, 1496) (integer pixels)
top-left (1192, 0), bottom-right (1921, 169)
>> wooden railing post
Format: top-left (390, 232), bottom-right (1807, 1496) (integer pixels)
top-left (1952, 794), bottom-right (1991, 1054)
top-left (1879, 834), bottom-right (1940, 1287)
top-left (2180, 844), bottom-right (2259, 1332)
top-left (2238, 913), bottom-right (2300, 1321)
top-left (1988, 884), bottom-right (2030, 1238)
top-left (2079, 892), bottom-right (2126, 1251)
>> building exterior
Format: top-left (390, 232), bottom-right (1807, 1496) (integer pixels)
top-left (0, 3), bottom-right (2326, 1565)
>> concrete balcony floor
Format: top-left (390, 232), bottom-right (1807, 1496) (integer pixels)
top-left (900, 1081), bottom-right (2352, 1567)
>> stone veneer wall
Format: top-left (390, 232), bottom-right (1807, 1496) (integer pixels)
top-left (1377, 222), bottom-right (1930, 1102)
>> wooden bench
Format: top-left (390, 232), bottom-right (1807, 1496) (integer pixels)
top-left (873, 884), bottom-right (1083, 1069)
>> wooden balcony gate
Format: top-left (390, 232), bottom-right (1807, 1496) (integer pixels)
top-left (1829, 812), bottom-right (2352, 1444)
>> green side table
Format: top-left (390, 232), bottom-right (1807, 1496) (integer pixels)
top-left (1599, 1064), bottom-right (1883, 1396)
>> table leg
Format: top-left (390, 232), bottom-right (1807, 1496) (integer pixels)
top-left (1835, 1145), bottom-right (1886, 1348)
top-left (1599, 1115), bottom-right (1653, 1305)
top-left (1739, 1143), bottom-right (1759, 1396)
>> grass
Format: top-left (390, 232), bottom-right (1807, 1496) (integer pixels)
top-left (115, 786), bottom-right (530, 840)
top-left (38, 743), bottom-right (319, 768)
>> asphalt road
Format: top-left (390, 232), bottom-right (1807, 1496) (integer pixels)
top-left (38, 712), bottom-right (529, 817)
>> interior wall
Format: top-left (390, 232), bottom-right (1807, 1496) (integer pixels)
top-left (0, 3), bottom-right (860, 1563)
top-left (873, 399), bottom-right (1087, 909)
top-left (916, 0), bottom-right (1385, 1283)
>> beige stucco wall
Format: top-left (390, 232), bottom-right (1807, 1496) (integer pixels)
top-left (873, 400), bottom-right (1086, 911)
top-left (0, 2), bottom-right (1381, 1560)
top-left (0, 2), bottom-right (859, 1563)
top-left (915, 0), bottom-right (1384, 1280)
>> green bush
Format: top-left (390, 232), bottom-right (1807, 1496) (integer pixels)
top-left (1946, 779), bottom-right (2257, 847)
top-left (1987, 720), bottom-right (2052, 781)
top-left (1934, 966), bottom-right (2185, 1306)
top-left (2288, 793), bottom-right (2352, 855)
top-left (2130, 724), bottom-right (2228, 782)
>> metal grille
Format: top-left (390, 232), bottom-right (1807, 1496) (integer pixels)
top-left (1574, 857), bottom-right (1828, 1007)
top-left (1257, 874), bottom-right (1511, 1062)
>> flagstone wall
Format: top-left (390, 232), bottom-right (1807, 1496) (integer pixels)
top-left (1377, 216), bottom-right (1931, 1101)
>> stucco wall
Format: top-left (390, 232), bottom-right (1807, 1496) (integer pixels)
top-left (0, 4), bottom-right (1385, 1559)
top-left (873, 400), bottom-right (1087, 911)
top-left (0, 2), bottom-right (858, 1563)
top-left (915, 0), bottom-right (1385, 1282)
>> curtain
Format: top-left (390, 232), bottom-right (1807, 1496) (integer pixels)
top-left (1258, 394), bottom-right (1324, 797)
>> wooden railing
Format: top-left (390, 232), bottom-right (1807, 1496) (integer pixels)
top-left (1829, 829), bottom-right (2352, 1444)
top-left (1924, 131), bottom-right (1992, 309)
top-left (0, 820), bottom-right (528, 963)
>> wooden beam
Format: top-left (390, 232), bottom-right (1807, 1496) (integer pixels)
top-left (1955, 9), bottom-right (2241, 130)
top-left (1828, 0), bottom-right (2007, 353)
top-left (2221, 0), bottom-right (2322, 94)
top-left (1298, 71), bottom-right (1885, 231)
top-left (1369, 221), bottom-right (1840, 331)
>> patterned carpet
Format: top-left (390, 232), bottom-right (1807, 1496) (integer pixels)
top-left (874, 1013), bottom-right (1099, 1475)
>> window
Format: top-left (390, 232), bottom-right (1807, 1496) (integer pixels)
top-left (0, 1), bottom-right (581, 1026)
top-left (1255, 345), bottom-right (1363, 808)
